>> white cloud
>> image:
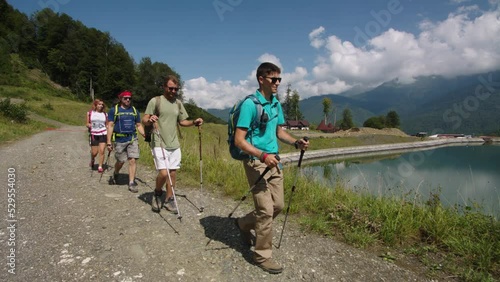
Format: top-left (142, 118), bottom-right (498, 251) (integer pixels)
top-left (257, 53), bottom-right (282, 69)
top-left (309, 26), bottom-right (326, 49)
top-left (307, 6), bottom-right (500, 90)
top-left (183, 77), bottom-right (256, 109)
top-left (183, 53), bottom-right (287, 109)
top-left (186, 6), bottom-right (500, 110)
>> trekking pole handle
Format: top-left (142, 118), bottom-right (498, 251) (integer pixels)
top-left (253, 155), bottom-right (279, 185)
top-left (297, 137), bottom-right (308, 167)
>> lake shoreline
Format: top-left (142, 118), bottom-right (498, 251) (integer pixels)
top-left (280, 137), bottom-right (500, 164)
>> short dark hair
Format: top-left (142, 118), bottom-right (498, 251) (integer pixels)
top-left (163, 75), bottom-right (179, 87)
top-left (256, 62), bottom-right (281, 81)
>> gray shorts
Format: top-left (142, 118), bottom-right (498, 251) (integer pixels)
top-left (114, 139), bottom-right (140, 162)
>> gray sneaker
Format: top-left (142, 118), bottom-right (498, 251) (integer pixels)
top-left (151, 191), bottom-right (164, 213)
top-left (164, 197), bottom-right (178, 214)
top-left (128, 181), bottom-right (138, 193)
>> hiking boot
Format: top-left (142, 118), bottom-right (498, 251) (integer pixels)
top-left (98, 167), bottom-right (104, 173)
top-left (255, 258), bottom-right (283, 274)
top-left (128, 181), bottom-right (138, 193)
top-left (234, 218), bottom-right (253, 247)
top-left (151, 191), bottom-right (164, 213)
top-left (164, 197), bottom-right (178, 214)
top-left (109, 172), bottom-right (118, 185)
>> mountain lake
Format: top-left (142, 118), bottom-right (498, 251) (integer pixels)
top-left (303, 144), bottom-right (500, 216)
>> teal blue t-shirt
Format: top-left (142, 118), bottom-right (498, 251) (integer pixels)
top-left (236, 90), bottom-right (285, 153)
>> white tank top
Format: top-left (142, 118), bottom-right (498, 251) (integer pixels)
top-left (89, 111), bottom-right (107, 135)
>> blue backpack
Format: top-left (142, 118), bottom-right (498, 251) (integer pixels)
top-left (227, 94), bottom-right (264, 160)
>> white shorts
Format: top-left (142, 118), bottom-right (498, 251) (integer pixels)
top-left (152, 147), bottom-right (181, 170)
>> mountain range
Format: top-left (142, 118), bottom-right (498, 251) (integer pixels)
top-left (207, 70), bottom-right (500, 135)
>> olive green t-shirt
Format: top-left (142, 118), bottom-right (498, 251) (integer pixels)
top-left (145, 95), bottom-right (189, 149)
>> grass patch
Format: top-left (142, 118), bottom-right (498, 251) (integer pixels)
top-left (0, 114), bottom-right (51, 143)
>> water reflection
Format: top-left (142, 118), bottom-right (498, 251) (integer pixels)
top-left (304, 144), bottom-right (500, 216)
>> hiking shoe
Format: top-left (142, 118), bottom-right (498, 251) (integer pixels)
top-left (109, 172), bottom-right (118, 185)
top-left (164, 197), bottom-right (178, 214)
top-left (98, 167), bottom-right (104, 173)
top-left (151, 191), bottom-right (164, 213)
top-left (128, 181), bottom-right (138, 193)
top-left (255, 258), bottom-right (283, 274)
top-left (234, 218), bottom-right (253, 247)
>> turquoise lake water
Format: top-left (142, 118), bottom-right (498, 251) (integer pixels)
top-left (303, 144), bottom-right (500, 216)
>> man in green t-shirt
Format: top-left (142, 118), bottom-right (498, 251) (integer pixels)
top-left (142, 75), bottom-right (203, 214)
top-left (234, 62), bottom-right (309, 274)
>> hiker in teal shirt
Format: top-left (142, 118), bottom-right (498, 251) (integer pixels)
top-left (237, 89), bottom-right (284, 154)
top-left (233, 62), bottom-right (309, 274)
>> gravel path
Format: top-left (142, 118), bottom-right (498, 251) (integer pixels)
top-left (0, 124), bottom-right (435, 281)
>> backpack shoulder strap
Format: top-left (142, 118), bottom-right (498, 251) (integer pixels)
top-left (175, 99), bottom-right (183, 139)
top-left (113, 104), bottom-right (119, 123)
top-left (245, 94), bottom-right (263, 130)
top-left (154, 96), bottom-right (161, 116)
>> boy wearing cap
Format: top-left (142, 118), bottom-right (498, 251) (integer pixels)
top-left (107, 90), bottom-right (146, 192)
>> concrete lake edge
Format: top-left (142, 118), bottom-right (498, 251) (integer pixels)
top-left (280, 137), bottom-right (500, 165)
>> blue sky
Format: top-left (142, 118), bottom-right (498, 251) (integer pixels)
top-left (7, 0), bottom-right (500, 109)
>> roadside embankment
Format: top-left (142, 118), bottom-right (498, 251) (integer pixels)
top-left (281, 137), bottom-right (495, 164)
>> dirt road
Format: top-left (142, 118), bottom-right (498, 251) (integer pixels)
top-left (0, 124), bottom-right (433, 281)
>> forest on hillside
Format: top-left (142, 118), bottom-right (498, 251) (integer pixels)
top-left (0, 0), bottom-right (179, 109)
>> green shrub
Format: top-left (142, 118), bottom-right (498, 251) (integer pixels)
top-left (0, 98), bottom-right (28, 123)
top-left (42, 102), bottom-right (54, 110)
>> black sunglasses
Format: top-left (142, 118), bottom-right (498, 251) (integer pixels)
top-left (122, 97), bottom-right (132, 101)
top-left (167, 87), bottom-right (180, 91)
top-left (264, 77), bottom-right (282, 84)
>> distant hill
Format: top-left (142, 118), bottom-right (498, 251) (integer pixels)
top-left (206, 108), bottom-right (229, 124)
top-left (184, 103), bottom-right (225, 125)
top-left (401, 80), bottom-right (500, 134)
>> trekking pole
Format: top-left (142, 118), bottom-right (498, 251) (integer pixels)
top-left (276, 137), bottom-right (308, 249)
top-left (206, 156), bottom-right (279, 247)
top-left (164, 158), bottom-right (182, 222)
top-left (154, 124), bottom-right (183, 222)
top-left (99, 150), bottom-right (112, 183)
top-left (198, 125), bottom-right (204, 212)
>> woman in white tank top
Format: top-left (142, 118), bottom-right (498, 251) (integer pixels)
top-left (86, 99), bottom-right (108, 173)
